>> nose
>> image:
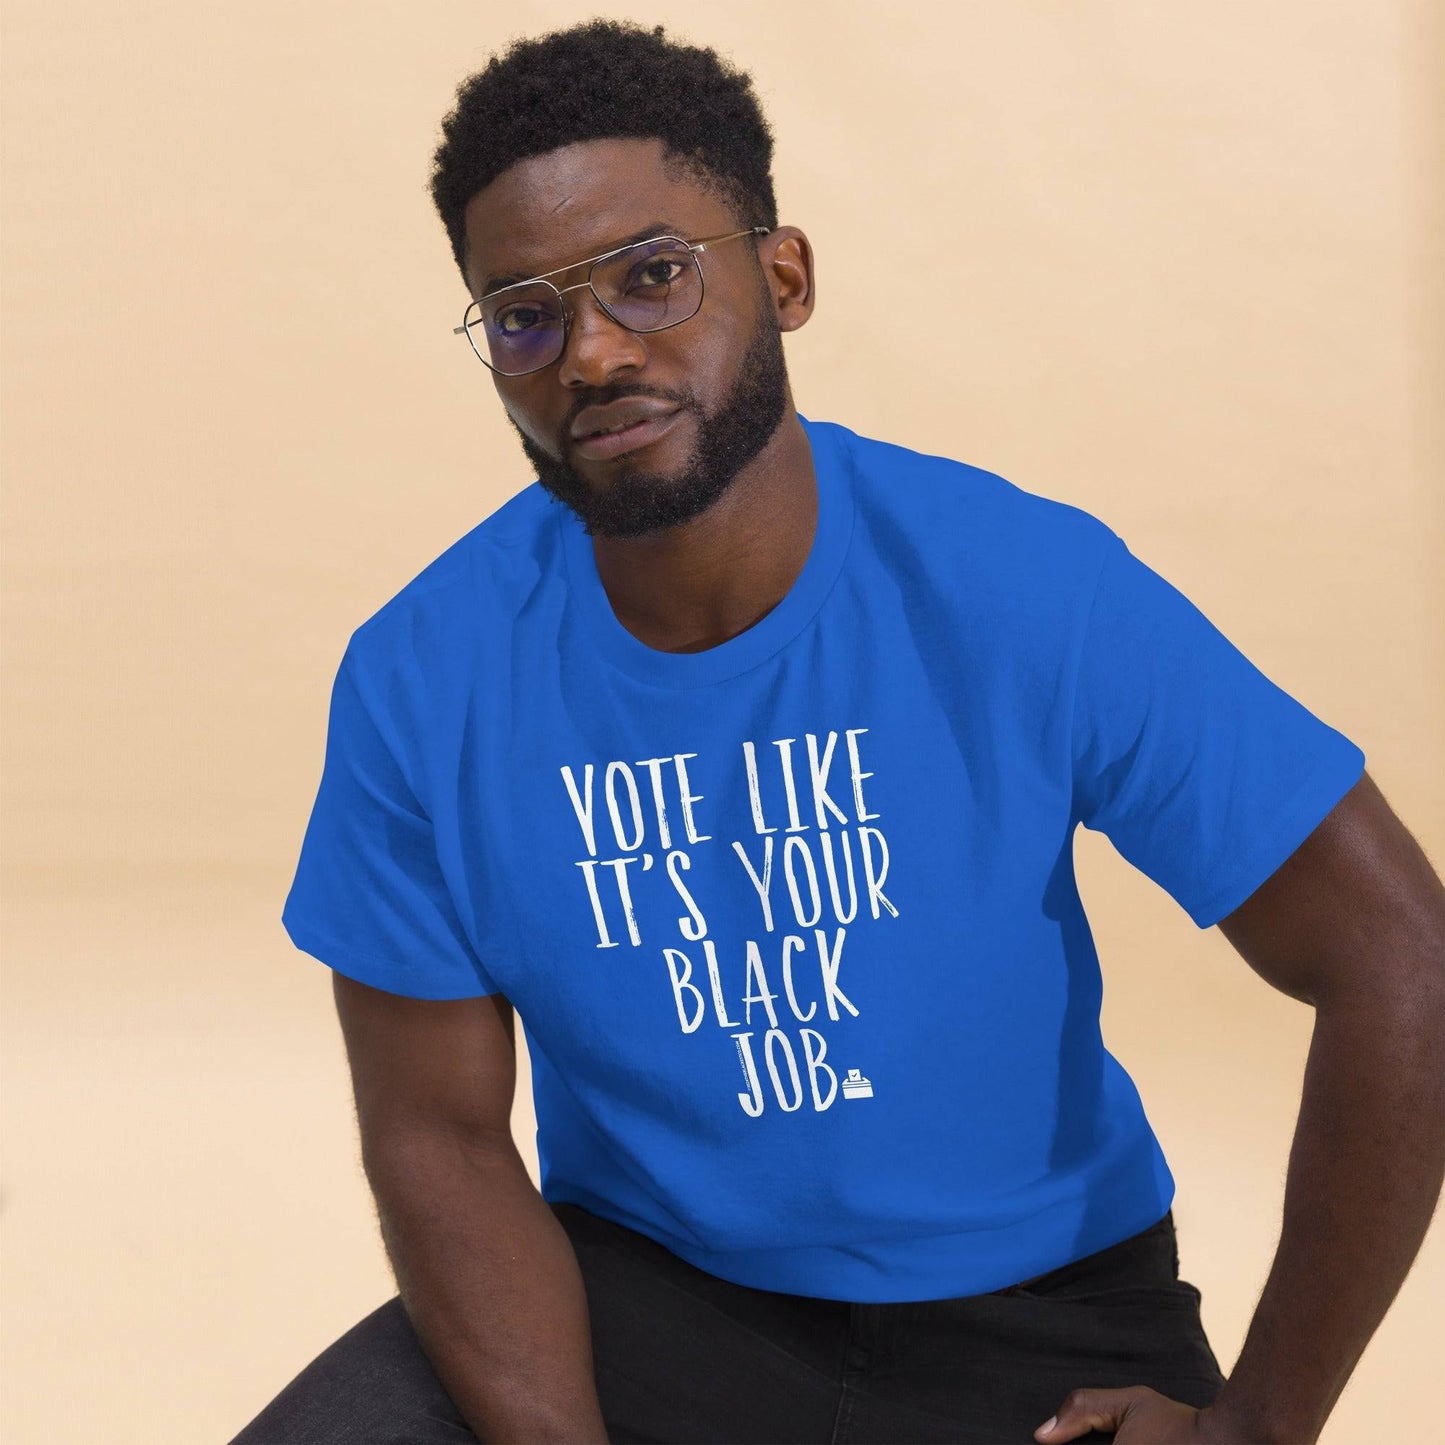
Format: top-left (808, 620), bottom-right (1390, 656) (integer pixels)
top-left (554, 283), bottom-right (649, 389)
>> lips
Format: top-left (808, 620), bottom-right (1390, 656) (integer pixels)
top-left (571, 398), bottom-right (680, 440)
top-left (571, 408), bottom-right (683, 461)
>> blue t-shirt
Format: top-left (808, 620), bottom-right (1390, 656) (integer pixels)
top-left (282, 412), bottom-right (1365, 1303)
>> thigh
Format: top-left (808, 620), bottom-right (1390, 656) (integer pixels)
top-left (836, 1213), bottom-right (1228, 1445)
top-left (227, 1296), bottom-right (476, 1445)
top-left (551, 1200), bottom-right (846, 1445)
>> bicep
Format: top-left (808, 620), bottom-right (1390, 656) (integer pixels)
top-left (1216, 769), bottom-right (1445, 1009)
top-left (331, 971), bottom-right (519, 1160)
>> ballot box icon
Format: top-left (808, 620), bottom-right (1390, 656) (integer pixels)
top-left (842, 1068), bottom-right (873, 1099)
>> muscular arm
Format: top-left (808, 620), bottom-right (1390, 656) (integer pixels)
top-left (1205, 769), bottom-right (1445, 1443)
top-left (333, 976), bottom-right (610, 1445)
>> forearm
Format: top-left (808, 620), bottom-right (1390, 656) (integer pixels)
top-left (366, 1128), bottom-right (610, 1445)
top-left (1211, 992), bottom-right (1445, 1444)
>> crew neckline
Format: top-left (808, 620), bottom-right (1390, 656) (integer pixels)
top-left (559, 412), bottom-right (855, 689)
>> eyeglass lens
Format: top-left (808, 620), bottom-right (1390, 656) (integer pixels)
top-left (464, 237), bottom-right (703, 375)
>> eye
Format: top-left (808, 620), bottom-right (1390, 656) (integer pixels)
top-left (495, 304), bottom-right (552, 335)
top-left (627, 257), bottom-right (688, 290)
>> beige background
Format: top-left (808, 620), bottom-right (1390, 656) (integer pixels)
top-left (3, 2), bottom-right (1441, 1442)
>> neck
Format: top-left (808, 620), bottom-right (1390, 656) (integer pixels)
top-left (589, 408), bottom-right (816, 655)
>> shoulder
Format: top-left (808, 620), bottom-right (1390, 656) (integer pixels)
top-left (341, 481), bottom-right (559, 696)
top-left (815, 416), bottom-right (1119, 602)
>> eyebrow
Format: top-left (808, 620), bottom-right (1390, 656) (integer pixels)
top-left (481, 220), bottom-right (688, 297)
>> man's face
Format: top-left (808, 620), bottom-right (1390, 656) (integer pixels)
top-left (461, 137), bottom-right (799, 538)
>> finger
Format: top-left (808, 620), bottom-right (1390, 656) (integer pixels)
top-left (1035, 1386), bottom-right (1146, 1441)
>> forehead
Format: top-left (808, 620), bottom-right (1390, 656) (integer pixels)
top-left (462, 136), bottom-right (734, 297)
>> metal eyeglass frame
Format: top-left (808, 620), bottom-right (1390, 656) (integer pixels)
top-left (452, 225), bottom-right (771, 377)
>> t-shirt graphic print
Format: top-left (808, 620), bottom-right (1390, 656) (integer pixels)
top-left (556, 723), bottom-right (897, 1120)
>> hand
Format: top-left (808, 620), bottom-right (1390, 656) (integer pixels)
top-left (1035, 1387), bottom-right (1267, 1443)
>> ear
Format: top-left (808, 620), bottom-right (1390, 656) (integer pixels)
top-left (760, 226), bottom-right (815, 332)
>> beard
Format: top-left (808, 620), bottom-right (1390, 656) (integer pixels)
top-left (505, 303), bottom-right (791, 539)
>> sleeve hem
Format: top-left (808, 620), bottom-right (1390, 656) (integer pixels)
top-left (281, 911), bottom-right (502, 1001)
top-left (1185, 743), bottom-right (1366, 930)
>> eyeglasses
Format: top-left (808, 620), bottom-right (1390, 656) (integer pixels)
top-left (452, 226), bottom-right (770, 377)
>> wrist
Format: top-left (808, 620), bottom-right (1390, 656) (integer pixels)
top-left (1204, 1387), bottom-right (1320, 1445)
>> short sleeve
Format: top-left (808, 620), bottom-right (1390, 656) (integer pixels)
top-left (281, 639), bottom-right (501, 999)
top-left (1070, 531), bottom-right (1366, 929)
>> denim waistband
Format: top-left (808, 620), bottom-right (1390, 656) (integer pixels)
top-left (988, 1208), bottom-right (1178, 1296)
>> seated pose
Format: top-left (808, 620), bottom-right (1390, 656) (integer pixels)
top-left (232, 17), bottom-right (1445, 1445)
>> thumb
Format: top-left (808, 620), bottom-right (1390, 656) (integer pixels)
top-left (1035, 1387), bottom-right (1139, 1441)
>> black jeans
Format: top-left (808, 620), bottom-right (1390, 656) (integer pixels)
top-left (229, 1202), bottom-right (1227, 1445)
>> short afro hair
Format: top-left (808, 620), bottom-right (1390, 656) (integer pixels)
top-left (428, 18), bottom-right (779, 289)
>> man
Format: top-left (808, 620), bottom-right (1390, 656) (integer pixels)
top-left (232, 18), bottom-right (1445, 1445)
